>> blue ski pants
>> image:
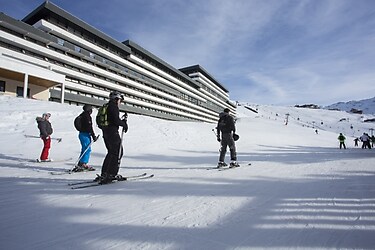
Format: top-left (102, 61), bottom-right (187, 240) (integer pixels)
top-left (78, 132), bottom-right (92, 164)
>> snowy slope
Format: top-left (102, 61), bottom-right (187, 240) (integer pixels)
top-left (0, 95), bottom-right (375, 250)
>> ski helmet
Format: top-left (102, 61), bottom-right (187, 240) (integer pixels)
top-left (83, 104), bottom-right (92, 112)
top-left (109, 91), bottom-right (124, 100)
top-left (42, 113), bottom-right (51, 118)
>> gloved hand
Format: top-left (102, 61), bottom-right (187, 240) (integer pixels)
top-left (122, 112), bottom-right (128, 121)
top-left (217, 137), bottom-right (221, 142)
top-left (123, 123), bottom-right (128, 133)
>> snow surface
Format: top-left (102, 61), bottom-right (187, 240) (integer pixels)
top-left (0, 95), bottom-right (375, 250)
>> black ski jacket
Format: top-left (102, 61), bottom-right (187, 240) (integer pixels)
top-left (217, 112), bottom-right (235, 136)
top-left (79, 111), bottom-right (96, 137)
top-left (105, 100), bottom-right (128, 132)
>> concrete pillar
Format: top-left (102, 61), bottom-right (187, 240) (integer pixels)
top-left (23, 73), bottom-right (28, 98)
top-left (60, 81), bottom-right (65, 104)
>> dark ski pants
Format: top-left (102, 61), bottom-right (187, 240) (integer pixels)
top-left (219, 132), bottom-right (237, 162)
top-left (102, 128), bottom-right (123, 176)
top-left (362, 141), bottom-right (371, 149)
top-left (339, 142), bottom-right (346, 149)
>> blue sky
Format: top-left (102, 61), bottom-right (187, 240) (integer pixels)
top-left (1, 0), bottom-right (375, 106)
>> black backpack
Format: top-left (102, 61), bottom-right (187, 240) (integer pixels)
top-left (218, 115), bottom-right (231, 132)
top-left (74, 114), bottom-right (83, 132)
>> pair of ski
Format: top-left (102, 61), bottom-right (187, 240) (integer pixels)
top-left (207, 165), bottom-right (240, 171)
top-left (69, 173), bottom-right (154, 189)
top-left (207, 162), bottom-right (251, 171)
top-left (49, 135), bottom-right (101, 175)
top-left (50, 168), bottom-right (95, 175)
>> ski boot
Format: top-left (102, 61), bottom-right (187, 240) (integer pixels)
top-left (71, 166), bottom-right (84, 172)
top-left (229, 161), bottom-right (240, 168)
top-left (217, 161), bottom-right (228, 168)
top-left (82, 163), bottom-right (95, 171)
top-left (98, 173), bottom-right (116, 184)
top-left (93, 174), bottom-right (103, 182)
top-left (37, 158), bottom-right (53, 162)
top-left (71, 161), bottom-right (84, 172)
top-left (114, 174), bottom-right (127, 181)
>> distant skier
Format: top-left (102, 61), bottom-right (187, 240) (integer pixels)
top-left (36, 113), bottom-right (53, 161)
top-left (73, 104), bottom-right (98, 172)
top-left (360, 133), bottom-right (371, 149)
top-left (97, 91), bottom-right (128, 184)
top-left (216, 108), bottom-right (239, 168)
top-left (354, 137), bottom-right (359, 147)
top-left (337, 133), bottom-right (346, 149)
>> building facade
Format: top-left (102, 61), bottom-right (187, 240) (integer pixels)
top-left (0, 1), bottom-right (236, 122)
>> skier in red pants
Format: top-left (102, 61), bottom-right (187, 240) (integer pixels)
top-left (36, 113), bottom-right (53, 162)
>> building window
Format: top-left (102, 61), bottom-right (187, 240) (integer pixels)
top-left (16, 86), bottom-right (30, 98)
top-left (57, 37), bottom-right (64, 46)
top-left (0, 80), bottom-right (5, 92)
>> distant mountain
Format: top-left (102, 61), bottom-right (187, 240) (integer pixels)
top-left (324, 97), bottom-right (375, 115)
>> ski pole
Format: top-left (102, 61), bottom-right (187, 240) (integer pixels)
top-left (117, 113), bottom-right (128, 169)
top-left (71, 135), bottom-right (100, 171)
top-left (212, 128), bottom-right (218, 137)
top-left (117, 126), bottom-right (125, 169)
top-left (212, 128), bottom-right (221, 152)
top-left (24, 134), bottom-right (62, 143)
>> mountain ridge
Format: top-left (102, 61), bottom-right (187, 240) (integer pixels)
top-left (324, 96), bottom-right (375, 115)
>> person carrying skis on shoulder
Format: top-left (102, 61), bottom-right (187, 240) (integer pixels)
top-left (36, 112), bottom-right (53, 162)
top-left (73, 104), bottom-right (98, 172)
top-left (97, 91), bottom-right (128, 184)
top-left (216, 108), bottom-right (239, 168)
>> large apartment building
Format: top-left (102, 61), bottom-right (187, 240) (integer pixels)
top-left (0, 1), bottom-right (236, 122)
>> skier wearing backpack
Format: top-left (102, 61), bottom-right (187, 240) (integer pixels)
top-left (337, 133), bottom-right (346, 149)
top-left (97, 91), bottom-right (128, 184)
top-left (72, 104), bottom-right (98, 172)
top-left (216, 108), bottom-right (239, 168)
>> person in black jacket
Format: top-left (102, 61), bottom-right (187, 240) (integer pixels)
top-left (73, 104), bottom-right (98, 172)
top-left (99, 91), bottom-right (128, 184)
top-left (36, 113), bottom-right (53, 161)
top-left (216, 108), bottom-right (239, 168)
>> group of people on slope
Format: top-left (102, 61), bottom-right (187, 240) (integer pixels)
top-left (338, 132), bottom-right (374, 149)
top-left (36, 91), bottom-right (128, 184)
top-left (35, 92), bottom-right (239, 182)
